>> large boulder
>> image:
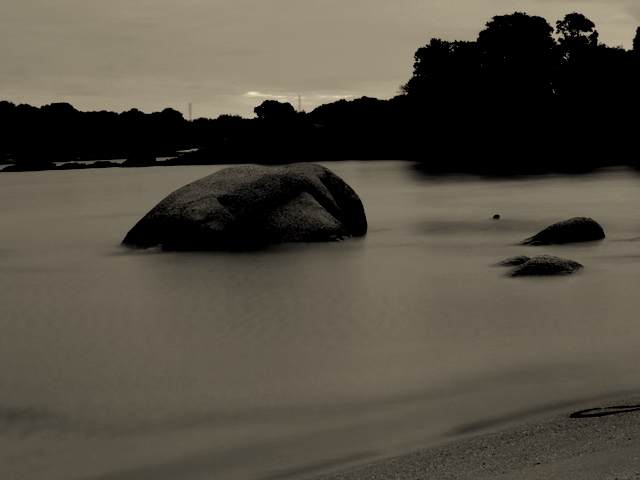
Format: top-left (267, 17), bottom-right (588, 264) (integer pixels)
top-left (121, 163), bottom-right (367, 250)
top-left (521, 217), bottom-right (605, 245)
top-left (507, 255), bottom-right (583, 276)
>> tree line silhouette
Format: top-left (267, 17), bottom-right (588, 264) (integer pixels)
top-left (3, 11), bottom-right (640, 174)
top-left (0, 102), bottom-right (193, 170)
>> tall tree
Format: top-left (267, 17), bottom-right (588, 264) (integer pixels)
top-left (477, 12), bottom-right (557, 96)
top-left (556, 12), bottom-right (599, 59)
top-left (399, 39), bottom-right (480, 99)
top-left (556, 13), bottom-right (598, 46)
top-left (254, 100), bottom-right (296, 121)
top-left (554, 13), bottom-right (600, 96)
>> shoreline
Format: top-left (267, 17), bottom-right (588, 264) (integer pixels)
top-left (303, 393), bottom-right (640, 480)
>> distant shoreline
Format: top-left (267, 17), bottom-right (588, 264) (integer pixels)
top-left (4, 158), bottom-right (640, 177)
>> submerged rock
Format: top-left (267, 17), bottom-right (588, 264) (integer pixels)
top-left (121, 163), bottom-right (367, 250)
top-left (508, 255), bottom-right (583, 276)
top-left (495, 255), bottom-right (530, 267)
top-left (521, 217), bottom-right (605, 245)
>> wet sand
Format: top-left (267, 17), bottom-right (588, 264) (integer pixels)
top-left (306, 395), bottom-right (640, 480)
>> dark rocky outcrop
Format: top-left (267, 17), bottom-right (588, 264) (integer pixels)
top-left (57, 162), bottom-right (88, 170)
top-left (121, 155), bottom-right (159, 168)
top-left (122, 163), bottom-right (367, 250)
top-left (495, 255), bottom-right (530, 267)
top-left (521, 217), bottom-right (605, 245)
top-left (2, 161), bottom-right (57, 172)
top-left (91, 161), bottom-right (120, 169)
top-left (507, 255), bottom-right (583, 276)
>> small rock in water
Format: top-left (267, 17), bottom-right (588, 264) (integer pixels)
top-left (508, 255), bottom-right (583, 276)
top-left (493, 214), bottom-right (500, 219)
top-left (495, 255), bottom-right (530, 267)
top-left (521, 217), bottom-right (604, 245)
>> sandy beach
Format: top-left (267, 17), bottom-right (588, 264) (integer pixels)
top-left (306, 394), bottom-right (640, 480)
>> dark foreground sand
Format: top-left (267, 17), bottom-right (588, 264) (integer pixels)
top-left (305, 395), bottom-right (640, 480)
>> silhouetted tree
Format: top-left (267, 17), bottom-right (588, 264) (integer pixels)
top-left (5, 9), bottom-right (640, 174)
top-left (400, 39), bottom-right (480, 100)
top-left (254, 100), bottom-right (296, 121)
top-left (554, 13), bottom-right (600, 96)
top-left (307, 96), bottom-right (387, 125)
top-left (631, 27), bottom-right (640, 105)
top-left (149, 108), bottom-right (189, 155)
top-left (10, 103), bottom-right (45, 164)
top-left (556, 12), bottom-right (599, 55)
top-left (0, 101), bottom-right (17, 163)
top-left (39, 103), bottom-right (81, 162)
top-left (0, 101), bottom-right (198, 169)
top-left (0, 100), bottom-right (16, 114)
top-left (477, 12), bottom-right (557, 96)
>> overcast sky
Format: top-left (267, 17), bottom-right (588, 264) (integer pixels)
top-left (2, 0), bottom-right (638, 119)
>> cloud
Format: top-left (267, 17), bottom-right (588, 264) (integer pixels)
top-left (54, 82), bottom-right (104, 97)
top-left (244, 91), bottom-right (355, 102)
top-left (244, 91), bottom-right (289, 99)
top-left (626, 4), bottom-right (640, 22)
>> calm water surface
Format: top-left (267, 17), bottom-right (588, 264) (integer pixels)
top-left (1, 161), bottom-right (639, 480)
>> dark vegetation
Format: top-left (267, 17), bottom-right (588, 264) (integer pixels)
top-left (3, 12), bottom-right (640, 174)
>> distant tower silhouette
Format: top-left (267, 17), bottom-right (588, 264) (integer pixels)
top-left (298, 95), bottom-right (301, 113)
top-left (188, 103), bottom-right (192, 122)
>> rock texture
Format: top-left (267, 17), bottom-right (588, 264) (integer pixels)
top-left (522, 217), bottom-right (605, 245)
top-left (495, 255), bottom-right (530, 267)
top-left (508, 255), bottom-right (583, 276)
top-left (121, 163), bottom-right (367, 250)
